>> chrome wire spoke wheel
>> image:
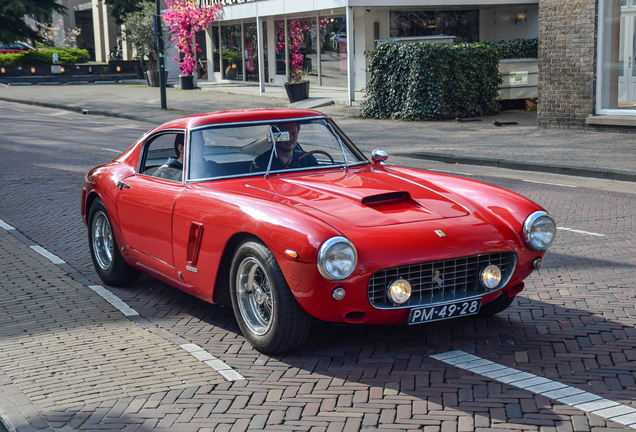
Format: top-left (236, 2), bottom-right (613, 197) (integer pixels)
top-left (92, 210), bottom-right (114, 271)
top-left (236, 257), bottom-right (273, 336)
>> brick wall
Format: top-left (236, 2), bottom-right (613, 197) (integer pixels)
top-left (537, 0), bottom-right (597, 129)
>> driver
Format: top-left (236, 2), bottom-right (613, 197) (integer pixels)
top-left (250, 122), bottom-right (318, 172)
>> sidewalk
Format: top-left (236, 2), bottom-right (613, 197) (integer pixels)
top-left (1, 81), bottom-right (636, 181)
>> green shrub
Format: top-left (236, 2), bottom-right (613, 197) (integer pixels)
top-left (362, 42), bottom-right (502, 121)
top-left (483, 38), bottom-right (538, 59)
top-left (0, 47), bottom-right (90, 66)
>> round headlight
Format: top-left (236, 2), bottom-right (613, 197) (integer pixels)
top-left (317, 237), bottom-right (357, 281)
top-left (388, 279), bottom-right (411, 304)
top-left (523, 211), bottom-right (556, 251)
top-left (480, 265), bottom-right (502, 289)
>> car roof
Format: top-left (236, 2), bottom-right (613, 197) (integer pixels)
top-left (156, 108), bottom-right (326, 131)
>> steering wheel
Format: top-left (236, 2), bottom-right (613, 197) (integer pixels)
top-left (298, 150), bottom-right (335, 164)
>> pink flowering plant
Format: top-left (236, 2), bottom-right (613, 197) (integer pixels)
top-left (277, 19), bottom-right (327, 83)
top-left (163, 0), bottom-right (222, 76)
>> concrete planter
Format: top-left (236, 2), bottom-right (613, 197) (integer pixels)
top-left (498, 59), bottom-right (538, 100)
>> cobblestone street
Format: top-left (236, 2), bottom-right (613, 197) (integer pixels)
top-left (1, 98), bottom-right (636, 431)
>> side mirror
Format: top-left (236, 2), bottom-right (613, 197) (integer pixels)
top-left (372, 149), bottom-right (388, 164)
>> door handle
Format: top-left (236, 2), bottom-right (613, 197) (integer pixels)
top-left (117, 181), bottom-right (131, 190)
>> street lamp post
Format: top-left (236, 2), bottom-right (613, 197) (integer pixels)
top-left (156, 0), bottom-right (167, 109)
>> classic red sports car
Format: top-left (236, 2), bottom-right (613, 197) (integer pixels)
top-left (82, 108), bottom-right (556, 354)
top-left (0, 42), bottom-right (36, 54)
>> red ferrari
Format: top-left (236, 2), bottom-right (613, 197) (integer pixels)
top-left (82, 109), bottom-right (556, 354)
top-left (0, 42), bottom-right (36, 54)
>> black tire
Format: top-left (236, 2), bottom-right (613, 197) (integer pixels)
top-left (478, 293), bottom-right (515, 317)
top-left (229, 239), bottom-right (311, 354)
top-left (88, 198), bottom-right (140, 286)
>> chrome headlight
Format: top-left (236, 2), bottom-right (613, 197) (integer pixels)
top-left (388, 279), bottom-right (411, 304)
top-left (523, 211), bottom-right (556, 251)
top-left (317, 237), bottom-right (357, 281)
top-left (480, 265), bottom-right (502, 289)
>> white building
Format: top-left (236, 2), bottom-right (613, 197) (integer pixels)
top-left (200, 0), bottom-right (539, 101)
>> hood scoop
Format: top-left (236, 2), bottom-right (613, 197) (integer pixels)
top-left (245, 171), bottom-right (470, 227)
top-left (361, 191), bottom-right (411, 206)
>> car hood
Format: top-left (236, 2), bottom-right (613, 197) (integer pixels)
top-left (244, 169), bottom-right (470, 227)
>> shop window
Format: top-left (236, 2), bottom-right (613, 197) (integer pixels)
top-left (599, 0), bottom-right (636, 112)
top-left (211, 26), bottom-right (220, 73)
top-left (320, 16), bottom-right (348, 88)
top-left (221, 25), bottom-right (243, 80)
top-left (275, 20), bottom-right (286, 75)
top-left (389, 10), bottom-right (479, 43)
top-left (244, 22), bottom-right (259, 82)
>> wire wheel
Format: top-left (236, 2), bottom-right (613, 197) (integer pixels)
top-left (236, 257), bottom-right (273, 336)
top-left (92, 210), bottom-right (114, 271)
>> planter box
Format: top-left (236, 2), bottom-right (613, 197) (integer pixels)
top-left (146, 70), bottom-right (169, 87)
top-left (180, 74), bottom-right (195, 90)
top-left (498, 59), bottom-right (538, 100)
top-left (0, 64), bottom-right (103, 77)
top-left (108, 60), bottom-right (139, 74)
top-left (284, 81), bottom-right (310, 103)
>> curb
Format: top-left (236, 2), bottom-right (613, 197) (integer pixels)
top-left (397, 151), bottom-right (636, 183)
top-left (0, 96), bottom-right (156, 125)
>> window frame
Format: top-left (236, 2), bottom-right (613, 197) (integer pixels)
top-left (185, 116), bottom-right (369, 183)
top-left (596, 0), bottom-right (636, 116)
top-left (137, 129), bottom-right (187, 182)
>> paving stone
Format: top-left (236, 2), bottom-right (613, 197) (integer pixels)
top-left (2, 96), bottom-right (636, 432)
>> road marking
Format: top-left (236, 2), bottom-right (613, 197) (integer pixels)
top-left (101, 148), bottom-right (122, 153)
top-left (87, 121), bottom-right (102, 124)
top-left (432, 351), bottom-right (636, 428)
top-left (12, 109), bottom-right (25, 112)
top-left (522, 179), bottom-right (578, 188)
top-left (558, 227), bottom-right (606, 237)
top-left (180, 343), bottom-right (245, 381)
top-left (88, 285), bottom-right (139, 317)
top-left (30, 246), bottom-right (66, 264)
top-left (0, 218), bottom-right (15, 230)
top-left (1, 219), bottom-right (243, 384)
top-left (428, 169), bottom-right (475, 176)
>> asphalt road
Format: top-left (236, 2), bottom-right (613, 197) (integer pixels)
top-left (1, 100), bottom-right (636, 430)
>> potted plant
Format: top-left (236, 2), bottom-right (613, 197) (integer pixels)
top-left (163, 0), bottom-right (221, 90)
top-left (122, 3), bottom-right (172, 87)
top-left (279, 19), bottom-right (327, 102)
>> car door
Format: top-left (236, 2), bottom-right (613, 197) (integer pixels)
top-left (116, 131), bottom-right (185, 267)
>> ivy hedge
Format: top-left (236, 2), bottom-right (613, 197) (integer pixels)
top-left (483, 38), bottom-right (538, 59)
top-left (0, 48), bottom-right (90, 66)
top-left (362, 42), bottom-right (502, 121)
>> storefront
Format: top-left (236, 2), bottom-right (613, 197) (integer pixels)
top-left (199, 0), bottom-right (538, 104)
top-left (538, 0), bottom-right (636, 130)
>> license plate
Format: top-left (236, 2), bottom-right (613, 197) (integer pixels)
top-left (408, 298), bottom-right (482, 324)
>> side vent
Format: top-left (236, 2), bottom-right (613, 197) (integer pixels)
top-left (186, 222), bottom-right (204, 266)
top-left (361, 191), bottom-right (411, 206)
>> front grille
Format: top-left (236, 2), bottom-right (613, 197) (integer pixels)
top-left (368, 252), bottom-right (517, 309)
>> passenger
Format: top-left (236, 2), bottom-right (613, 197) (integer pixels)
top-left (250, 122), bottom-right (317, 172)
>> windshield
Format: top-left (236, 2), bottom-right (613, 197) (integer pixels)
top-left (187, 118), bottom-right (367, 181)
